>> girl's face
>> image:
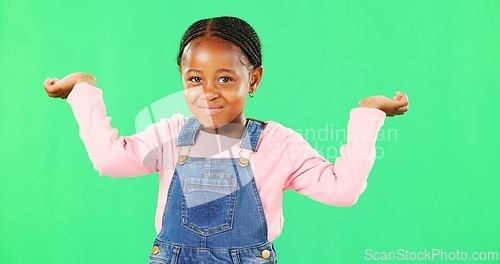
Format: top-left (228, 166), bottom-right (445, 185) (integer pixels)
top-left (179, 36), bottom-right (262, 132)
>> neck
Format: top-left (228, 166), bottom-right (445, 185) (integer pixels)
top-left (201, 124), bottom-right (245, 139)
top-left (201, 113), bottom-right (246, 139)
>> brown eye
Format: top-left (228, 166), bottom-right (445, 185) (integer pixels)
top-left (219, 77), bottom-right (232, 83)
top-left (189, 77), bottom-right (201, 82)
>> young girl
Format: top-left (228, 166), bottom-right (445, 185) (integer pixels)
top-left (44, 16), bottom-right (409, 264)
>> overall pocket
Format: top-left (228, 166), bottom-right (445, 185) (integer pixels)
top-left (181, 172), bottom-right (238, 236)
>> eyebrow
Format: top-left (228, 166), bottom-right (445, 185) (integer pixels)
top-left (186, 68), bottom-right (236, 74)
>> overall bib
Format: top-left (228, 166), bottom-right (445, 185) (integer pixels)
top-left (148, 116), bottom-right (278, 264)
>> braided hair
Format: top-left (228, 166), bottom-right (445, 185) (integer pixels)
top-left (177, 16), bottom-right (262, 74)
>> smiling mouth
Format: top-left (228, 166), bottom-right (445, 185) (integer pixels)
top-left (199, 106), bottom-right (224, 115)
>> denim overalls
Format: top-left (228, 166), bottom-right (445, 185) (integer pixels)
top-left (148, 116), bottom-right (278, 264)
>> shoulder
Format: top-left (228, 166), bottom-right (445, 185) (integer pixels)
top-left (262, 120), bottom-right (295, 134)
top-left (260, 120), bottom-right (305, 145)
top-left (155, 113), bottom-right (189, 133)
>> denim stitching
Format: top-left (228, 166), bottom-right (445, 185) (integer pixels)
top-left (239, 120), bottom-right (251, 150)
top-left (156, 240), bottom-right (273, 251)
top-left (180, 172), bottom-right (238, 236)
top-left (156, 166), bottom-right (180, 244)
top-left (245, 164), bottom-right (269, 241)
top-left (177, 116), bottom-right (201, 147)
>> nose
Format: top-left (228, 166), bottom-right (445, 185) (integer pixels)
top-left (202, 82), bottom-right (219, 101)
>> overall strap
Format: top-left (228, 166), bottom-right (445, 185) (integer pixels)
top-left (176, 116), bottom-right (202, 147)
top-left (240, 118), bottom-right (267, 152)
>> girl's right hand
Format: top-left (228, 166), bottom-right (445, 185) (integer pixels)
top-left (44, 72), bottom-right (96, 99)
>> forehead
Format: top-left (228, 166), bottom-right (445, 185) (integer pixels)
top-left (181, 36), bottom-right (246, 72)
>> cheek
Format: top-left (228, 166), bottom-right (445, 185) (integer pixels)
top-left (183, 86), bottom-right (203, 103)
top-left (223, 87), bottom-right (247, 105)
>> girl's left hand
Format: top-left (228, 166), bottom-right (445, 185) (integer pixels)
top-left (358, 91), bottom-right (409, 117)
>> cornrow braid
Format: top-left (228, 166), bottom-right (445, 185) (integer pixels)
top-left (176, 16), bottom-right (262, 72)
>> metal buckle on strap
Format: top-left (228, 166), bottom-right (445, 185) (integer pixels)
top-left (177, 146), bottom-right (191, 165)
top-left (238, 149), bottom-right (253, 167)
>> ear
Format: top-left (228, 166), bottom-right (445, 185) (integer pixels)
top-left (249, 66), bottom-right (264, 93)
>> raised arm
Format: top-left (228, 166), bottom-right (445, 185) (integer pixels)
top-left (44, 73), bottom-right (162, 178)
top-left (284, 91), bottom-right (409, 206)
top-left (285, 107), bottom-right (386, 207)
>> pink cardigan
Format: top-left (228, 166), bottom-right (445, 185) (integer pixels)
top-left (67, 81), bottom-right (386, 242)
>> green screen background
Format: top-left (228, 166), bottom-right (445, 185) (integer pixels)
top-left (1, 0), bottom-right (499, 263)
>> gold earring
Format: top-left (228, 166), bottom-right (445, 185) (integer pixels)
top-left (249, 90), bottom-right (255, 98)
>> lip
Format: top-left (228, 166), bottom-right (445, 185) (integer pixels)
top-left (199, 106), bottom-right (224, 115)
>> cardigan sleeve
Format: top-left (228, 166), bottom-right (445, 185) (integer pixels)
top-left (284, 107), bottom-right (386, 206)
top-left (66, 81), bottom-right (163, 178)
